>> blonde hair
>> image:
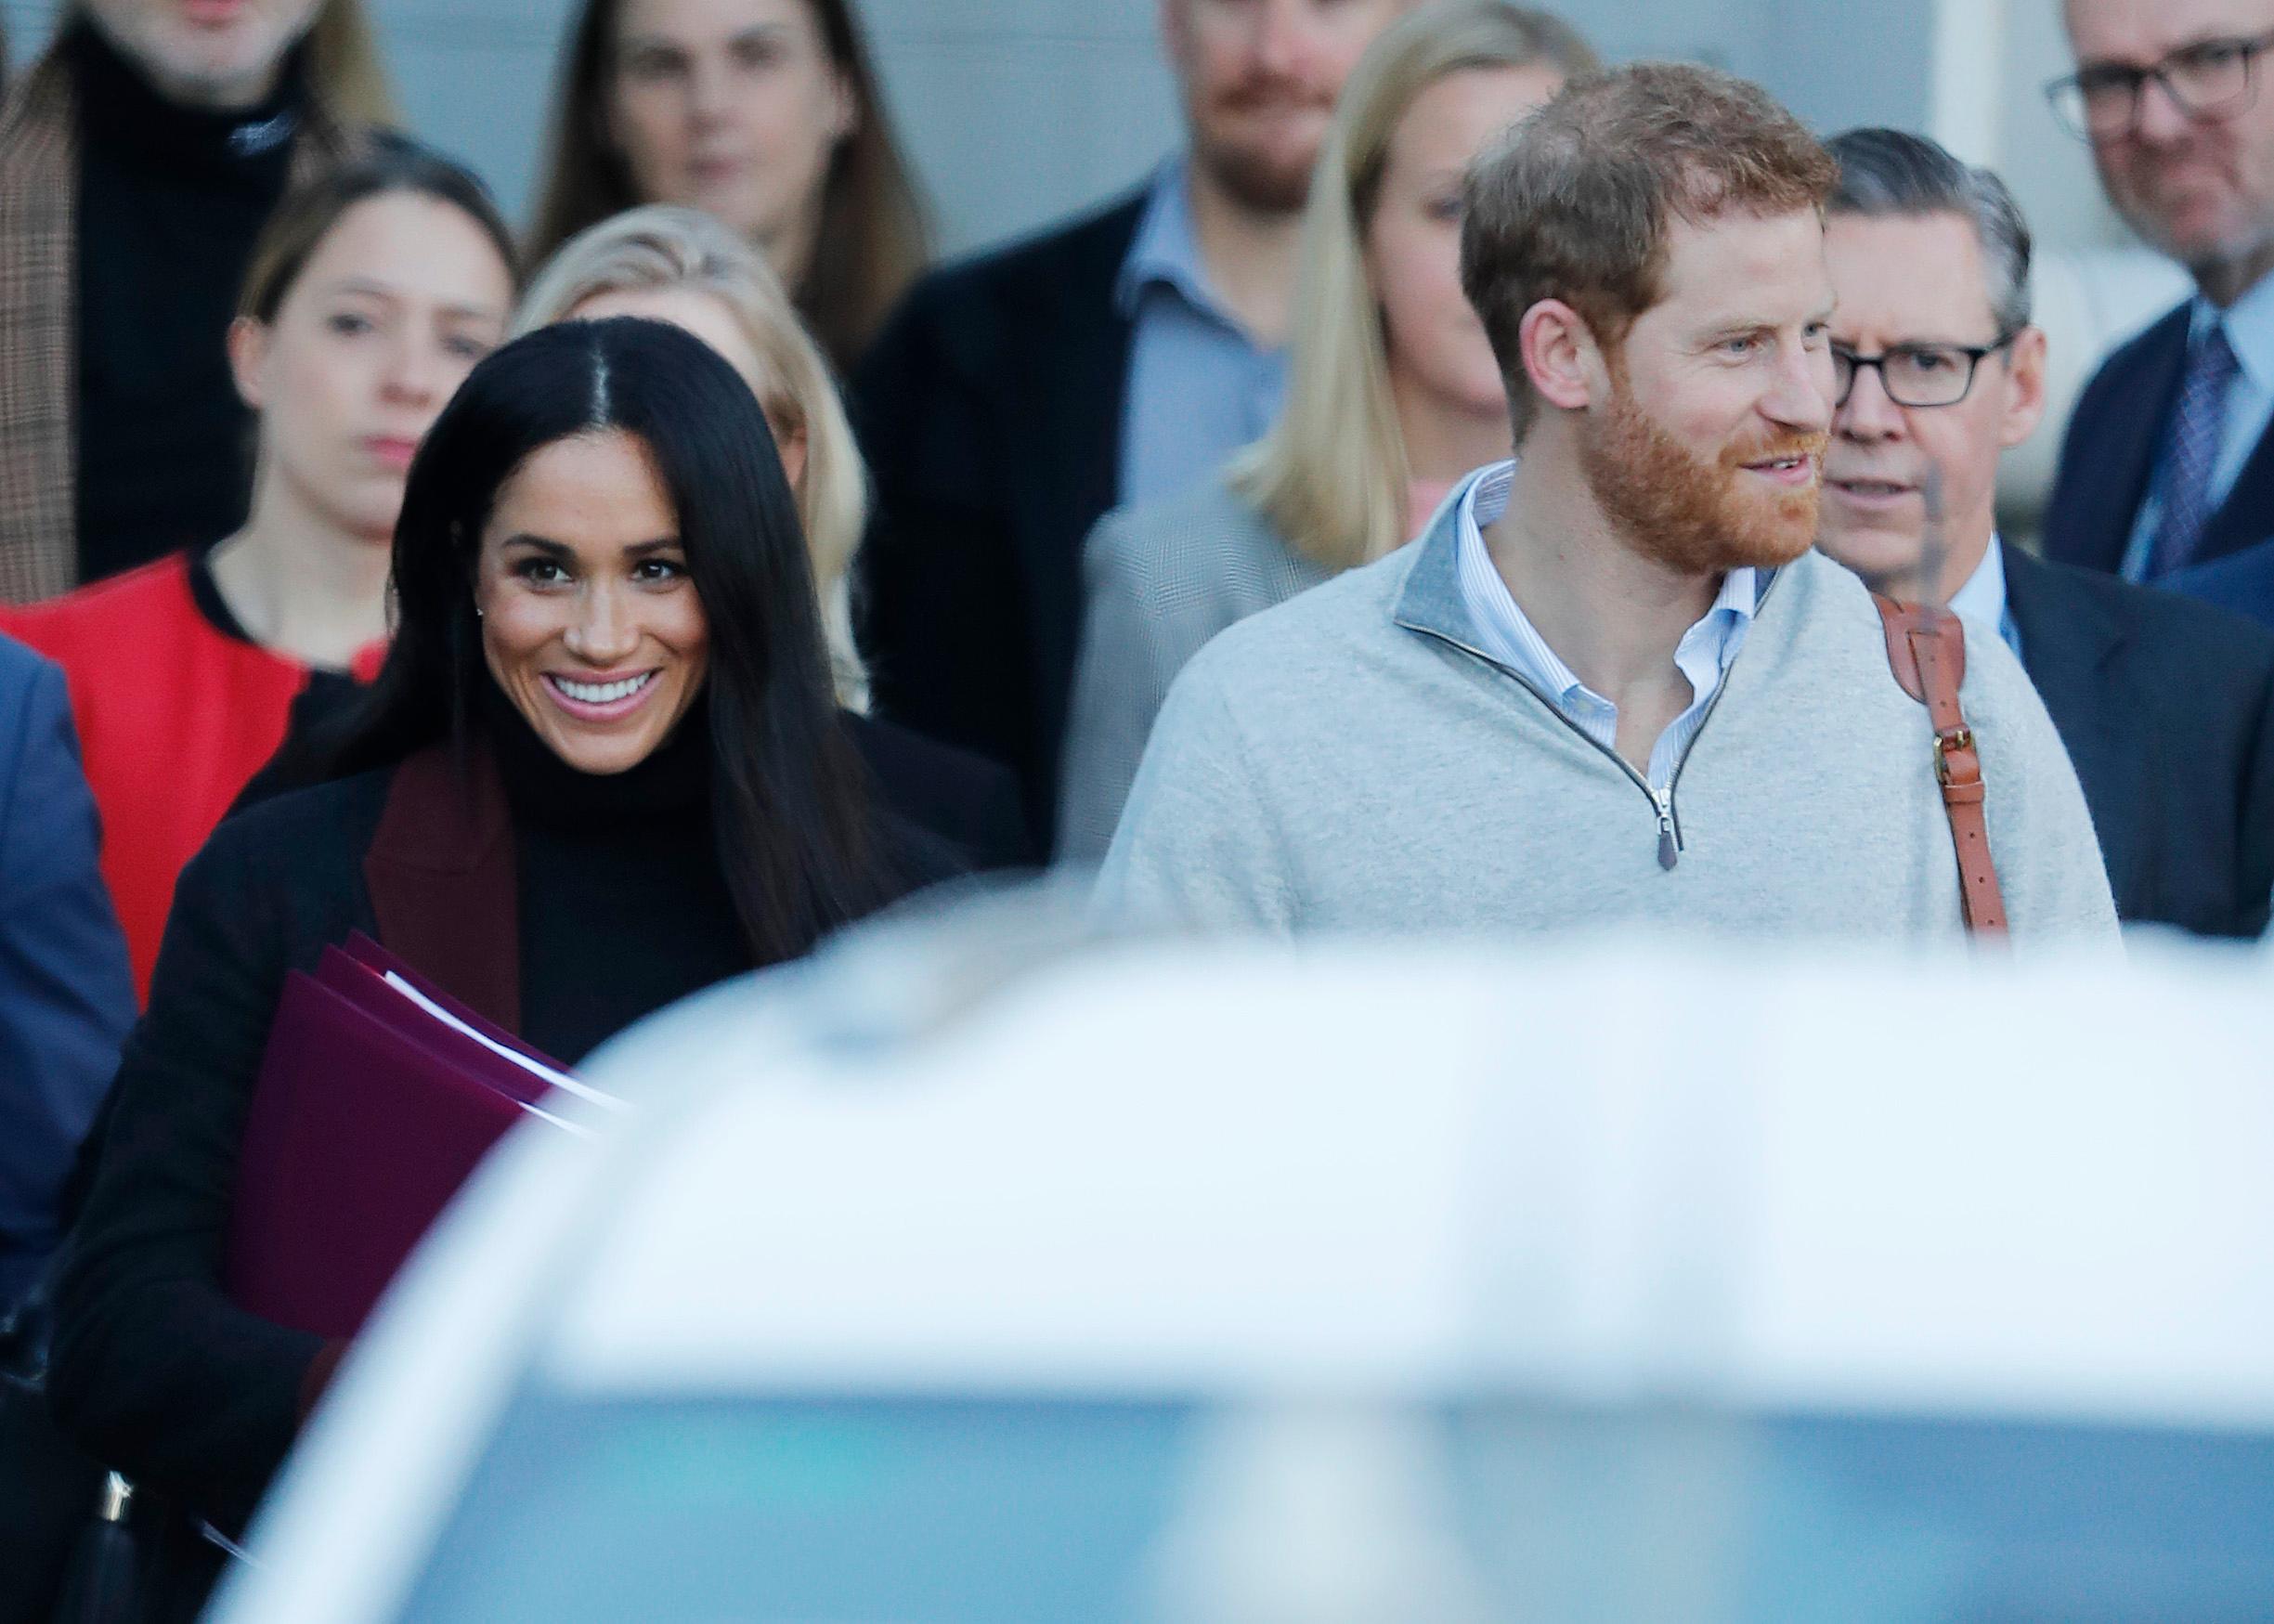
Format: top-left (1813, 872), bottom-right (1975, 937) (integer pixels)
top-left (1228, 1), bottom-right (1594, 573)
top-left (514, 204), bottom-right (872, 710)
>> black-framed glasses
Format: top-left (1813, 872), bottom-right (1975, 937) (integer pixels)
top-left (2046, 29), bottom-right (2274, 138)
top-left (1832, 333), bottom-right (2018, 409)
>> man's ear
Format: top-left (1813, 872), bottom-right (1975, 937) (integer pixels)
top-left (1999, 324), bottom-right (2048, 451)
top-left (1516, 298), bottom-right (1599, 416)
top-left (226, 316), bottom-right (270, 412)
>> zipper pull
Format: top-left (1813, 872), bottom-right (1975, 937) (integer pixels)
top-left (1655, 792), bottom-right (1678, 871)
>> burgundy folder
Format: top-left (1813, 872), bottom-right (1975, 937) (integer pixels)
top-left (225, 944), bottom-right (578, 1340)
top-left (315, 944), bottom-right (553, 1107)
top-left (338, 932), bottom-right (571, 1078)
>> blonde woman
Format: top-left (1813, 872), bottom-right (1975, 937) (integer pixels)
top-left (1056, 2), bottom-right (1592, 863)
top-left (516, 204), bottom-right (1033, 868)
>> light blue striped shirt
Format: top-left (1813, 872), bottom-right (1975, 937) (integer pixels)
top-left (2119, 274), bottom-right (2274, 579)
top-left (1114, 161), bottom-right (1288, 509)
top-left (1452, 461), bottom-right (1763, 793)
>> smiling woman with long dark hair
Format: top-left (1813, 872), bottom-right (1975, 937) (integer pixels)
top-left (47, 317), bottom-right (945, 1614)
top-left (331, 313), bottom-right (900, 974)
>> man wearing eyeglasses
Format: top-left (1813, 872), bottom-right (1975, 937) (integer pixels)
top-left (1818, 127), bottom-right (2274, 938)
top-left (2042, 0), bottom-right (2274, 582)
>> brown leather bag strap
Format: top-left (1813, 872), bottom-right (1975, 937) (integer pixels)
top-left (1871, 595), bottom-right (2008, 936)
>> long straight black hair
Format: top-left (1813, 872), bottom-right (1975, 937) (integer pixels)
top-left (330, 316), bottom-right (890, 963)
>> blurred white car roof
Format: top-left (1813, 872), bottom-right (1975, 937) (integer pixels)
top-left (214, 894), bottom-right (2274, 1622)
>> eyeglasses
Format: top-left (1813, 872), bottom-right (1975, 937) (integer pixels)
top-left (2046, 29), bottom-right (2274, 138)
top-left (1831, 334), bottom-right (2018, 409)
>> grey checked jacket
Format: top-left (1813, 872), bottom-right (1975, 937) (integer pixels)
top-left (1055, 480), bottom-right (1330, 862)
top-left (0, 50), bottom-right (355, 604)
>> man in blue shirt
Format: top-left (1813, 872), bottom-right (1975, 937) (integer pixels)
top-left (1814, 127), bottom-right (2274, 937)
top-left (851, 0), bottom-right (1411, 841)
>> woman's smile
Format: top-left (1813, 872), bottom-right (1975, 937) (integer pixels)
top-left (542, 667), bottom-right (663, 720)
top-left (475, 428), bottom-right (710, 775)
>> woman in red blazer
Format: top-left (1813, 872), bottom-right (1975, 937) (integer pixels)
top-left (0, 141), bottom-right (517, 996)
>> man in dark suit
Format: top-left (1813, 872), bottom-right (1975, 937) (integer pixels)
top-left (1817, 129), bottom-right (2274, 938)
top-left (0, 634), bottom-right (134, 1309)
top-left (851, 0), bottom-right (1412, 838)
top-left (2165, 531), bottom-right (2274, 628)
top-left (2039, 0), bottom-right (2274, 581)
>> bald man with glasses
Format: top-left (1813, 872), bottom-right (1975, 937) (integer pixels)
top-left (2042, 1), bottom-right (2274, 584)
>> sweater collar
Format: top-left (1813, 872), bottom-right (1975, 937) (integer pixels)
top-left (1392, 462), bottom-right (1785, 671)
top-left (65, 17), bottom-right (306, 175)
top-left (1392, 465), bottom-right (1527, 661)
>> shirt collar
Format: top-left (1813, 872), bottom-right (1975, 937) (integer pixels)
top-left (1116, 159), bottom-right (1233, 327)
top-left (2190, 276), bottom-right (2274, 396)
top-left (1447, 459), bottom-right (1763, 695)
top-left (1461, 462), bottom-right (1762, 621)
top-left (1945, 536), bottom-right (2008, 630)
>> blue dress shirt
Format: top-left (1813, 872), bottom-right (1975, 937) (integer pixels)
top-left (1451, 461), bottom-right (1763, 793)
top-left (1114, 161), bottom-right (1289, 509)
top-left (1947, 536), bottom-right (2024, 662)
top-left (2119, 275), bottom-right (2274, 580)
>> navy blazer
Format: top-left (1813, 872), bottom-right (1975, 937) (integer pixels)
top-left (2164, 534), bottom-right (2274, 634)
top-left (0, 635), bottom-right (133, 1308)
top-left (2043, 303), bottom-right (2274, 576)
top-left (851, 191), bottom-right (1146, 846)
top-left (2002, 543), bottom-right (2274, 936)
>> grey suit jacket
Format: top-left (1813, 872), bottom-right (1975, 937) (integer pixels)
top-left (1056, 480), bottom-right (1330, 862)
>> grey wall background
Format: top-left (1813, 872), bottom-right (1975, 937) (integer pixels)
top-left (1, 0), bottom-right (2124, 262)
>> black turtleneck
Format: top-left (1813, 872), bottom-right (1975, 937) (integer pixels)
top-left (47, 682), bottom-right (964, 1557)
top-left (481, 681), bottom-right (754, 1064)
top-left (70, 21), bottom-right (305, 584)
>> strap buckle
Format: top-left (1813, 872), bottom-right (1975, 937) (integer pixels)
top-left (1933, 726), bottom-right (1976, 786)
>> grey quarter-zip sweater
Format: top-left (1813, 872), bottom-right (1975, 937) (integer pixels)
top-left (1096, 498), bottom-right (2119, 944)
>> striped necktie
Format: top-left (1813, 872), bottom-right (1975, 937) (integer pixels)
top-left (2145, 321), bottom-right (2242, 579)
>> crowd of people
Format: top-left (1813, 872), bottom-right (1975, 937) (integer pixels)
top-left (5, 0), bottom-right (2274, 1614)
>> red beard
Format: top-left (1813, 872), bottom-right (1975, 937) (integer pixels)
top-left (1579, 383), bottom-right (1826, 575)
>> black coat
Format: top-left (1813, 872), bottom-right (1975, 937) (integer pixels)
top-left (2166, 534), bottom-right (2274, 635)
top-left (2042, 302), bottom-right (2274, 577)
top-left (45, 715), bottom-right (995, 1586)
top-left (845, 711), bottom-right (1033, 873)
top-left (851, 192), bottom-right (1147, 844)
top-left (2003, 542), bottom-right (2274, 937)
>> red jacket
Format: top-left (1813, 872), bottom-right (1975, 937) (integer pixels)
top-left (0, 552), bottom-right (382, 998)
